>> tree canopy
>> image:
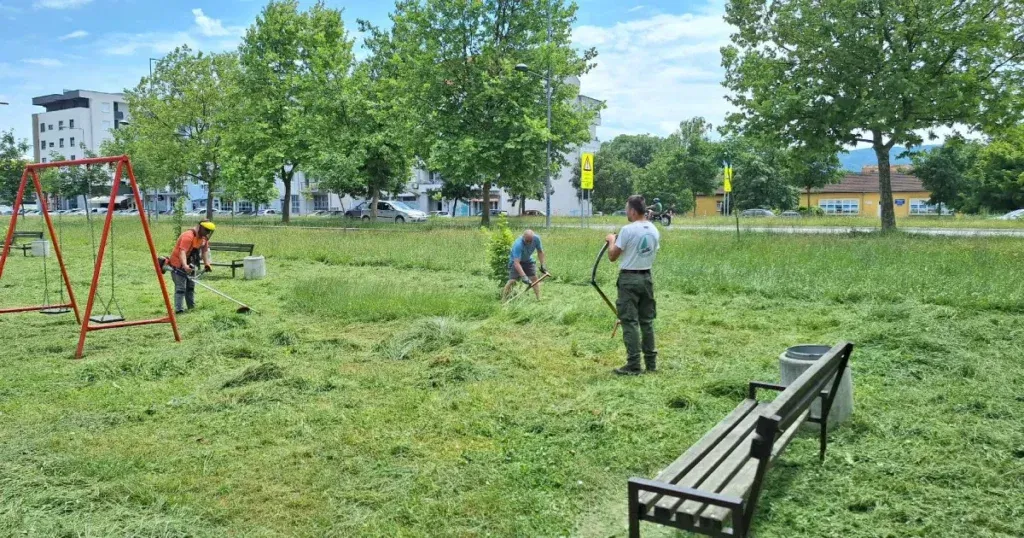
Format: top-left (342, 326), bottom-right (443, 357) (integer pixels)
top-left (722, 0), bottom-right (1024, 229)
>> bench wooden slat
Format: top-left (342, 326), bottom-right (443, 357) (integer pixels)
top-left (762, 342), bottom-right (852, 430)
top-left (653, 403), bottom-right (764, 521)
top-left (698, 408), bottom-right (811, 526)
top-left (638, 399), bottom-right (759, 511)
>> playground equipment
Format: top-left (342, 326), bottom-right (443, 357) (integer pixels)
top-left (72, 156), bottom-right (180, 358)
top-left (0, 164), bottom-right (80, 322)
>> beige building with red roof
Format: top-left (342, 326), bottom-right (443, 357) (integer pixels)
top-left (694, 168), bottom-right (941, 217)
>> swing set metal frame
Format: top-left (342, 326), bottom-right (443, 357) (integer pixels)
top-left (0, 156), bottom-right (180, 358)
top-left (0, 163), bottom-right (80, 321)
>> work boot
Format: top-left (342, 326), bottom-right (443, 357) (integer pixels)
top-left (613, 364), bottom-right (643, 376)
top-left (644, 356), bottom-right (657, 373)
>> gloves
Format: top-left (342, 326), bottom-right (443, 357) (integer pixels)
top-left (540, 264), bottom-right (548, 275)
top-left (520, 276), bottom-right (532, 286)
top-left (204, 264), bottom-right (213, 273)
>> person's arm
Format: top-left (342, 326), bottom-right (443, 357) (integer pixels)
top-left (606, 233), bottom-right (622, 261)
top-left (538, 250), bottom-right (547, 274)
top-left (513, 259), bottom-right (525, 278)
top-left (178, 249), bottom-right (191, 272)
top-left (202, 244), bottom-right (212, 270)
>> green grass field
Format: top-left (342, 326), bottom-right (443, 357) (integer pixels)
top-left (2, 218), bottom-right (1023, 537)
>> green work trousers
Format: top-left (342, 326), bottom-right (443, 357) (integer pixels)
top-left (617, 271), bottom-right (657, 370)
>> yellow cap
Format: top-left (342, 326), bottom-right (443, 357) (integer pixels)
top-left (200, 221), bottom-right (216, 231)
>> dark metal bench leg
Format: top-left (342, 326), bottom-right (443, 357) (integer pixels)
top-left (628, 481), bottom-right (640, 538)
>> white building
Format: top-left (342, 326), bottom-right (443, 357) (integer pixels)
top-left (32, 90), bottom-right (129, 163)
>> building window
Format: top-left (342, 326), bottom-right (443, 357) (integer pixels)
top-left (40, 124), bottom-right (45, 133)
top-left (41, 157), bottom-right (47, 164)
top-left (818, 198), bottom-right (860, 215)
top-left (237, 201), bottom-right (253, 213)
top-left (59, 138), bottom-right (64, 148)
top-left (70, 155), bottom-right (76, 161)
top-left (40, 140), bottom-right (46, 150)
top-left (101, 102), bottom-right (111, 113)
top-left (69, 119), bottom-right (75, 129)
top-left (69, 137), bottom-right (75, 147)
top-left (102, 120), bottom-right (112, 130)
top-left (58, 120), bottom-right (64, 130)
top-left (291, 194), bottom-right (300, 214)
top-left (313, 194), bottom-right (329, 211)
top-left (48, 124), bottom-right (53, 130)
top-left (49, 142), bottom-right (54, 148)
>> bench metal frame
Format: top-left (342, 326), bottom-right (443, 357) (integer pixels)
top-left (628, 342), bottom-right (854, 538)
top-left (208, 242), bottom-right (255, 278)
top-left (9, 231), bottom-right (44, 256)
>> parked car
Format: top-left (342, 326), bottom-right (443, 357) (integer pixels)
top-left (780, 210), bottom-right (802, 218)
top-left (996, 209), bottom-right (1024, 220)
top-left (0, 206), bottom-right (12, 216)
top-left (360, 200), bottom-right (427, 223)
top-left (258, 209), bottom-right (278, 216)
top-left (479, 209), bottom-right (508, 217)
top-left (522, 209), bottom-right (546, 217)
top-left (740, 209), bottom-right (776, 218)
top-left (613, 210), bottom-right (627, 216)
top-left (344, 202), bottom-right (369, 219)
top-left (430, 211), bottom-right (453, 218)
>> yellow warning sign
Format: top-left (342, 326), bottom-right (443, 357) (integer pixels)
top-left (581, 153), bottom-right (594, 190)
top-left (723, 165), bottom-right (733, 193)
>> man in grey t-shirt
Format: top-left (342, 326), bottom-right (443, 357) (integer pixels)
top-left (605, 195), bottom-right (661, 375)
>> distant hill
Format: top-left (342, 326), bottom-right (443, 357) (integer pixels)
top-left (838, 145), bottom-right (938, 172)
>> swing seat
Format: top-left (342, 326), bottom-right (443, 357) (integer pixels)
top-left (90, 314), bottom-right (126, 324)
top-left (40, 307), bottom-right (71, 315)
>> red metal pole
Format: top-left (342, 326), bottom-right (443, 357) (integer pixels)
top-left (27, 155), bottom-right (126, 170)
top-left (125, 159), bottom-right (180, 342)
top-left (85, 317), bottom-right (172, 331)
top-left (0, 168), bottom-right (29, 279)
top-left (74, 160), bottom-right (123, 359)
top-left (0, 303), bottom-right (74, 314)
top-left (30, 168), bottom-right (81, 324)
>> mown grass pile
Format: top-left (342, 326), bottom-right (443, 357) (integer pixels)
top-left (1, 218), bottom-right (1022, 537)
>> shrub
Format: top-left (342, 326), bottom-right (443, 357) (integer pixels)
top-left (799, 206), bottom-right (825, 217)
top-left (483, 216), bottom-right (514, 284)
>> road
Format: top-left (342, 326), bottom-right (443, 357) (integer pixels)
top-left (568, 223), bottom-right (1024, 238)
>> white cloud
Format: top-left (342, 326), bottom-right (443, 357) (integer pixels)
top-left (192, 8), bottom-right (231, 37)
top-left (22, 58), bottom-right (64, 67)
top-left (58, 29), bottom-right (89, 41)
top-left (0, 2), bottom-right (24, 14)
top-left (574, 4), bottom-right (735, 140)
top-left (628, 5), bottom-right (645, 13)
top-left (103, 32), bottom-right (198, 56)
top-left (33, 0), bottom-right (92, 9)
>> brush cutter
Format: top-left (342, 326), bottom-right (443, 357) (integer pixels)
top-left (168, 265), bottom-right (256, 314)
top-left (591, 240), bottom-right (621, 338)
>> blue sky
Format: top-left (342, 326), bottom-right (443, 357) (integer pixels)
top-left (0, 0), bottom-right (734, 147)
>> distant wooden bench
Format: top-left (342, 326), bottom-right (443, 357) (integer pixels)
top-left (6, 231), bottom-right (44, 257)
top-left (208, 242), bottom-right (255, 278)
top-left (627, 341), bottom-right (855, 538)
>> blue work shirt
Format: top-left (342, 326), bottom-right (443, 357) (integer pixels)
top-left (509, 235), bottom-right (543, 264)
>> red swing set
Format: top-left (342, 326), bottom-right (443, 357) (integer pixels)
top-left (0, 155), bottom-right (180, 358)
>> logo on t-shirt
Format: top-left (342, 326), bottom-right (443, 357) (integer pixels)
top-left (639, 234), bottom-right (656, 256)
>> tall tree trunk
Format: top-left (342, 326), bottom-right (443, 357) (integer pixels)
top-left (370, 187), bottom-right (380, 220)
top-left (480, 181), bottom-right (491, 227)
top-left (205, 179), bottom-right (215, 220)
top-left (282, 167), bottom-right (293, 223)
top-left (806, 187), bottom-right (811, 208)
top-left (452, 197), bottom-right (459, 217)
top-left (874, 142), bottom-right (896, 230)
top-left (520, 194), bottom-right (526, 216)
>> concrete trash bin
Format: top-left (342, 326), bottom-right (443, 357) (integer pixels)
top-left (243, 255), bottom-right (266, 280)
top-left (30, 240), bottom-right (51, 257)
top-left (779, 345), bottom-right (853, 427)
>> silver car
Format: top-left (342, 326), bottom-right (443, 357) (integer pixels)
top-left (362, 201), bottom-right (427, 223)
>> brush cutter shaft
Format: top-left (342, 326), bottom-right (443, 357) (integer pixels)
top-left (172, 268), bottom-right (256, 313)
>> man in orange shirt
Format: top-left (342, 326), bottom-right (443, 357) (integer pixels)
top-left (164, 220), bottom-right (215, 314)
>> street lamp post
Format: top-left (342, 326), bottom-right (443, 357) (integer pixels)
top-left (515, 63), bottom-right (552, 229)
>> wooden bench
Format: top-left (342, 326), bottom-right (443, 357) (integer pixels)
top-left (6, 231), bottom-right (44, 257)
top-left (208, 242), bottom-right (255, 278)
top-left (627, 341), bottom-right (855, 538)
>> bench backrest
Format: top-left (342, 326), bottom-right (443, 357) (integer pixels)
top-left (208, 242), bottom-right (254, 254)
top-left (13, 231), bottom-right (44, 240)
top-left (762, 341), bottom-right (853, 432)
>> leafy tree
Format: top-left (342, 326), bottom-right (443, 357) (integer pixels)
top-left (601, 134), bottom-right (664, 170)
top-left (232, 0), bottom-right (355, 223)
top-left (719, 137), bottom-right (799, 211)
top-left (722, 0), bottom-right (1024, 230)
top-left (0, 130), bottom-right (31, 206)
top-left (121, 46), bottom-right (237, 220)
top-left (910, 138), bottom-right (982, 214)
top-left (642, 118), bottom-right (720, 214)
top-left (40, 149), bottom-right (110, 210)
top-left (388, 0), bottom-right (598, 226)
top-left (790, 149), bottom-right (844, 208)
top-left (968, 127), bottom-right (1024, 213)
